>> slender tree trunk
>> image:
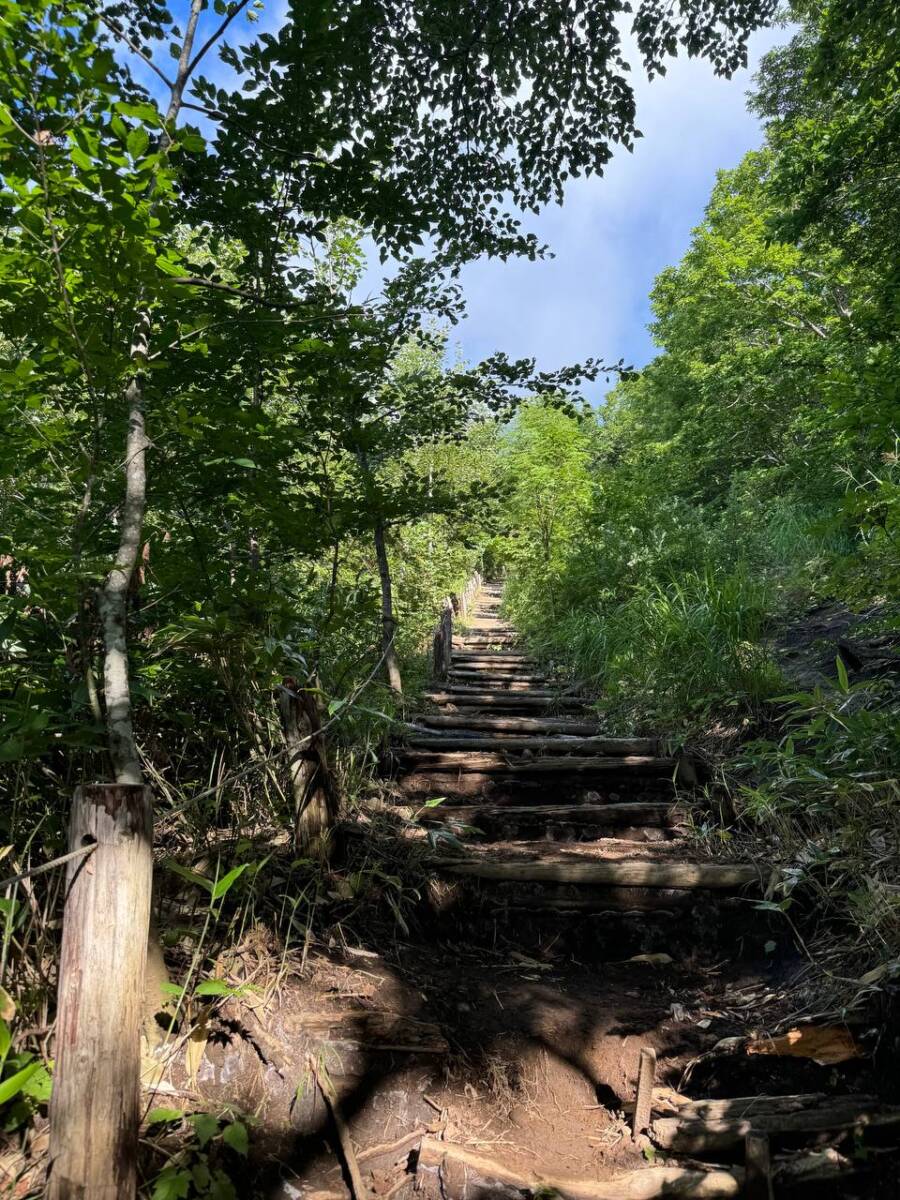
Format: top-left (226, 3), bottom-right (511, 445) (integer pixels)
top-left (373, 519), bottom-right (402, 693)
top-left (96, 0), bottom-right (203, 781)
top-left (49, 8), bottom-right (206, 1198)
top-left (97, 339), bottom-right (150, 784)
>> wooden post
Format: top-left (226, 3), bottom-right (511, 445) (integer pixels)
top-left (47, 784), bottom-right (153, 1200)
top-left (441, 603), bottom-right (453, 677)
top-left (632, 1047), bottom-right (657, 1139)
top-left (744, 1132), bottom-right (773, 1200)
top-left (279, 678), bottom-right (337, 853)
top-left (431, 600), bottom-right (453, 681)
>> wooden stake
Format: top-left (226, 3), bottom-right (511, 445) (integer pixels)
top-left (47, 784), bottom-right (153, 1200)
top-left (744, 1132), bottom-right (773, 1200)
top-left (309, 1055), bottom-right (365, 1200)
top-left (633, 1047), bottom-right (657, 1138)
top-left (279, 678), bottom-right (337, 853)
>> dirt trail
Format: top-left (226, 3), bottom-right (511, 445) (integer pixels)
top-left (215, 585), bottom-right (893, 1200)
top-left (372, 585), bottom-right (891, 1199)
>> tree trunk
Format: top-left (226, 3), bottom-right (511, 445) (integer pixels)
top-left (47, 785), bottom-right (153, 1200)
top-left (54, 9), bottom-right (206, 1198)
top-left (97, 352), bottom-right (150, 785)
top-left (373, 519), bottom-right (402, 693)
top-left (279, 678), bottom-right (337, 852)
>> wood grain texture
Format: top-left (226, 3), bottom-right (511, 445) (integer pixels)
top-left (47, 784), bottom-right (153, 1200)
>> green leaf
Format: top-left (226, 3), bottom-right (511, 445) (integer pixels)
top-left (211, 863), bottom-right (250, 900)
top-left (836, 654), bottom-right (850, 694)
top-left (189, 1111), bottom-right (219, 1148)
top-left (0, 1060), bottom-right (41, 1106)
top-left (222, 1119), bottom-right (249, 1156)
top-left (152, 1167), bottom-right (192, 1200)
top-left (194, 980), bottom-right (239, 997)
top-left (164, 860), bottom-right (214, 893)
top-left (127, 128), bottom-right (150, 160)
top-left (20, 1061), bottom-right (51, 1102)
top-left (155, 256), bottom-right (186, 278)
top-left (146, 1106), bottom-right (184, 1124)
top-left (231, 458), bottom-right (257, 469)
top-left (70, 146), bottom-right (93, 172)
top-left (179, 131), bottom-right (206, 152)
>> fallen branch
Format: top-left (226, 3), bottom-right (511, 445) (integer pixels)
top-left (416, 1137), bottom-right (743, 1198)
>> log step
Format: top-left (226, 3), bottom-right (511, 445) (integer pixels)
top-left (405, 733), bottom-right (660, 755)
top-left (447, 675), bottom-right (549, 689)
top-left (412, 713), bottom-right (603, 735)
top-left (414, 801), bottom-right (684, 829)
top-left (443, 683), bottom-right (570, 698)
top-left (423, 692), bottom-right (588, 710)
top-left (449, 666), bottom-right (544, 678)
top-left (437, 856), bottom-right (762, 889)
top-left (652, 1099), bottom-right (900, 1153)
top-left (452, 653), bottom-right (536, 663)
top-left (397, 751), bottom-right (674, 774)
top-left (455, 636), bottom-right (519, 645)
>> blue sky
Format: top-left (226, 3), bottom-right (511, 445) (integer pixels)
top-left (131, 8), bottom-right (787, 401)
top-left (359, 24), bottom-right (788, 402)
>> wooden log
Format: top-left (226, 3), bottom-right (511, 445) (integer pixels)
top-left (454, 637), bottom-right (518, 646)
top-left (417, 802), bottom-right (683, 828)
top-left (633, 1047), bottom-right (657, 1138)
top-left (48, 784), bottom-right (153, 1200)
top-left (662, 1094), bottom-right (835, 1120)
top-left (446, 681), bottom-right (555, 694)
top-left (423, 691), bottom-right (587, 710)
top-left (398, 751), bottom-right (674, 774)
top-left (412, 713), bottom-right (602, 735)
top-left (406, 733), bottom-right (660, 755)
top-left (503, 889), bottom-right (691, 912)
top-left (651, 1102), bottom-right (900, 1153)
top-left (451, 664), bottom-right (537, 673)
top-left (287, 1008), bottom-right (448, 1054)
top-left (449, 671), bottom-right (543, 682)
top-left (416, 1137), bottom-right (743, 1199)
top-left (439, 857), bottom-right (761, 889)
top-left (448, 679), bottom-right (550, 691)
top-left (452, 653), bottom-right (536, 663)
top-left (744, 1132), bottom-right (773, 1200)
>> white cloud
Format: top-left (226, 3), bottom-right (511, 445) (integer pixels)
top-left (360, 23), bottom-right (788, 397)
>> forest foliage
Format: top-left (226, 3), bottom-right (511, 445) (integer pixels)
top-left (497, 1), bottom-right (899, 979)
top-left (0, 0), bottom-right (897, 1184)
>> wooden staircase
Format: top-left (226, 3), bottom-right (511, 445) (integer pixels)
top-left (394, 582), bottom-right (763, 952)
top-left (361, 584), bottom-right (897, 1199)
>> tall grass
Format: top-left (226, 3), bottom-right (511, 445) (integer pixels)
top-left (513, 566), bottom-right (782, 729)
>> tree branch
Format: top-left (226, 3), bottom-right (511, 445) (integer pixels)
top-left (186, 0), bottom-right (253, 78)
